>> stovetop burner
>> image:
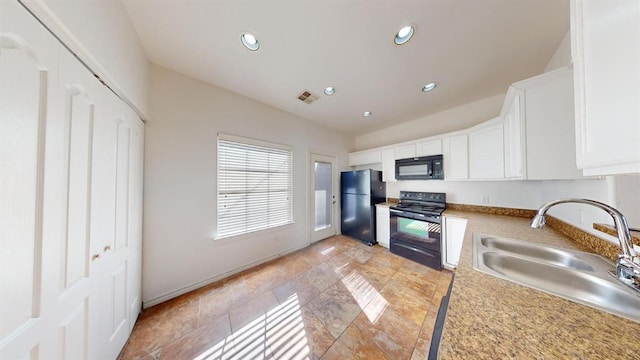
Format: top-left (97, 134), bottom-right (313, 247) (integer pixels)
top-left (390, 191), bottom-right (447, 216)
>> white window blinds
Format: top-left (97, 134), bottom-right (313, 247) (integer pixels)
top-left (217, 134), bottom-right (293, 239)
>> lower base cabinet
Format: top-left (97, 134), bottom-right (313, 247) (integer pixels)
top-left (376, 205), bottom-right (391, 248)
top-left (442, 216), bottom-right (468, 269)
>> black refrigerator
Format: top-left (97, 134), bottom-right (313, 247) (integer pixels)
top-left (340, 169), bottom-right (386, 245)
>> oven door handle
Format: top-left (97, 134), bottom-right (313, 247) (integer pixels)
top-left (390, 209), bottom-right (428, 220)
top-left (393, 242), bottom-right (437, 258)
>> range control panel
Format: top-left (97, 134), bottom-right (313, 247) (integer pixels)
top-left (399, 191), bottom-right (446, 204)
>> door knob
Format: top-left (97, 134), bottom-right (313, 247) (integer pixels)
top-left (92, 253), bottom-right (101, 261)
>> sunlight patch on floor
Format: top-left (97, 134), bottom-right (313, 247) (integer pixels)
top-left (321, 246), bottom-right (336, 256)
top-left (193, 295), bottom-right (310, 360)
top-left (341, 270), bottom-right (388, 324)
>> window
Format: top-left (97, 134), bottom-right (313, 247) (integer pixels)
top-left (217, 134), bottom-right (293, 239)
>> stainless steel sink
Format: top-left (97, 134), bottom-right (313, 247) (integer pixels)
top-left (473, 233), bottom-right (640, 323)
top-left (479, 236), bottom-right (606, 271)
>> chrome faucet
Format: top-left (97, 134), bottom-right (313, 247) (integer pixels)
top-left (531, 198), bottom-right (640, 292)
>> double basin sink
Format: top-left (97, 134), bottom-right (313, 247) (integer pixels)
top-left (472, 233), bottom-right (640, 323)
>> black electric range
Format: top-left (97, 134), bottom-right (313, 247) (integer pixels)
top-left (389, 191), bottom-right (447, 270)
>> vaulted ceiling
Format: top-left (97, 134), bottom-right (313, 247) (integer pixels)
top-left (122, 0), bottom-right (569, 135)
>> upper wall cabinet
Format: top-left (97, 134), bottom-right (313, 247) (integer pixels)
top-left (394, 139), bottom-right (443, 160)
top-left (395, 143), bottom-right (417, 159)
top-left (502, 90), bottom-right (524, 179)
top-left (381, 148), bottom-right (396, 182)
top-left (416, 139), bottom-right (442, 157)
top-left (502, 66), bottom-right (584, 180)
top-left (468, 118), bottom-right (505, 180)
top-left (348, 148), bottom-right (382, 167)
top-left (571, 0), bottom-right (640, 175)
top-left (442, 134), bottom-right (469, 180)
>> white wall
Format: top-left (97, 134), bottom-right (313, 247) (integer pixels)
top-left (386, 180), bottom-right (542, 209)
top-left (611, 174), bottom-right (640, 228)
top-left (24, 0), bottom-right (150, 117)
top-left (385, 178), bottom-right (614, 239)
top-left (354, 94), bottom-right (505, 151)
top-left (143, 65), bottom-right (352, 306)
top-left (544, 30), bottom-right (571, 72)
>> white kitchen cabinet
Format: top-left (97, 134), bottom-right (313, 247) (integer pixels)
top-left (416, 139), bottom-right (442, 156)
top-left (571, 0), bottom-right (640, 175)
top-left (442, 216), bottom-right (468, 269)
top-left (501, 66), bottom-right (583, 180)
top-left (395, 138), bottom-right (442, 160)
top-left (376, 204), bottom-right (391, 248)
top-left (0, 2), bottom-right (143, 358)
top-left (502, 89), bottom-right (525, 179)
top-left (395, 143), bottom-right (417, 159)
top-left (442, 134), bottom-right (469, 180)
top-left (348, 148), bottom-right (382, 166)
top-left (381, 148), bottom-right (396, 182)
top-left (468, 118), bottom-right (505, 180)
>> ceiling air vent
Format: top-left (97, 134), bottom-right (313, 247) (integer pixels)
top-left (297, 90), bottom-right (320, 104)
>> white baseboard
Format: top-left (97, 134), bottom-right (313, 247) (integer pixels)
top-left (142, 242), bottom-right (309, 308)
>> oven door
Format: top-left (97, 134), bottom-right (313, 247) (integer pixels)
top-left (389, 212), bottom-right (441, 253)
top-left (389, 210), bottom-right (442, 270)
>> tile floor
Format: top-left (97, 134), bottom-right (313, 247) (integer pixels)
top-left (119, 235), bottom-right (453, 360)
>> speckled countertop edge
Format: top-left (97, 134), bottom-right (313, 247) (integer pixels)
top-left (593, 223), bottom-right (640, 246)
top-left (438, 206), bottom-right (640, 359)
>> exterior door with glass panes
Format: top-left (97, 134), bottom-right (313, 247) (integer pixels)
top-left (310, 154), bottom-right (337, 242)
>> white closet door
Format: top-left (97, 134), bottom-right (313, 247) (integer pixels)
top-left (52, 46), bottom-right (100, 360)
top-left (87, 87), bottom-right (135, 360)
top-left (1, 2), bottom-right (143, 359)
top-left (0, 1), bottom-right (58, 357)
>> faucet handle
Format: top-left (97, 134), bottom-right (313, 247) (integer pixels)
top-left (614, 257), bottom-right (640, 292)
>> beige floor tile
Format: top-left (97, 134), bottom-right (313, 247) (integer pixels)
top-left (273, 263), bottom-right (341, 306)
top-left (125, 296), bottom-right (200, 355)
top-left (229, 291), bottom-right (280, 332)
top-left (307, 281), bottom-right (364, 339)
top-left (380, 278), bottom-right (431, 327)
top-left (159, 313), bottom-right (233, 359)
top-left (352, 304), bottom-right (422, 359)
top-left (266, 303), bottom-right (334, 360)
top-left (121, 236), bottom-right (452, 360)
top-left (337, 324), bottom-right (389, 359)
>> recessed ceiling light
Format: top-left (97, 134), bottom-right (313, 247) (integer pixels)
top-left (394, 25), bottom-right (415, 45)
top-left (422, 82), bottom-right (438, 92)
top-left (324, 87), bottom-right (335, 96)
top-left (241, 33), bottom-right (260, 51)
top-left (363, 111), bottom-right (372, 117)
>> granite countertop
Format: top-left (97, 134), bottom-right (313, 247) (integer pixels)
top-left (375, 198), bottom-right (399, 208)
top-left (438, 209), bottom-right (640, 359)
top-left (593, 223), bottom-right (640, 246)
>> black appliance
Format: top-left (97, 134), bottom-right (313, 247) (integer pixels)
top-left (389, 191), bottom-right (446, 270)
top-left (395, 154), bottom-right (444, 180)
top-left (340, 170), bottom-right (386, 246)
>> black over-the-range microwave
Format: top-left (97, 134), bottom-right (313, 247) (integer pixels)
top-left (395, 154), bottom-right (444, 180)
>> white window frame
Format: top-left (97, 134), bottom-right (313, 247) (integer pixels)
top-left (216, 133), bottom-right (294, 239)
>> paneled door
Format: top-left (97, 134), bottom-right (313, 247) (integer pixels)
top-left (1, 1), bottom-right (143, 358)
top-left (87, 88), bottom-right (142, 360)
top-left (0, 1), bottom-right (59, 357)
top-left (310, 153), bottom-right (337, 242)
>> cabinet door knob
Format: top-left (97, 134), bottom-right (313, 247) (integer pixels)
top-left (104, 245), bottom-right (111, 252)
top-left (92, 253), bottom-right (101, 261)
